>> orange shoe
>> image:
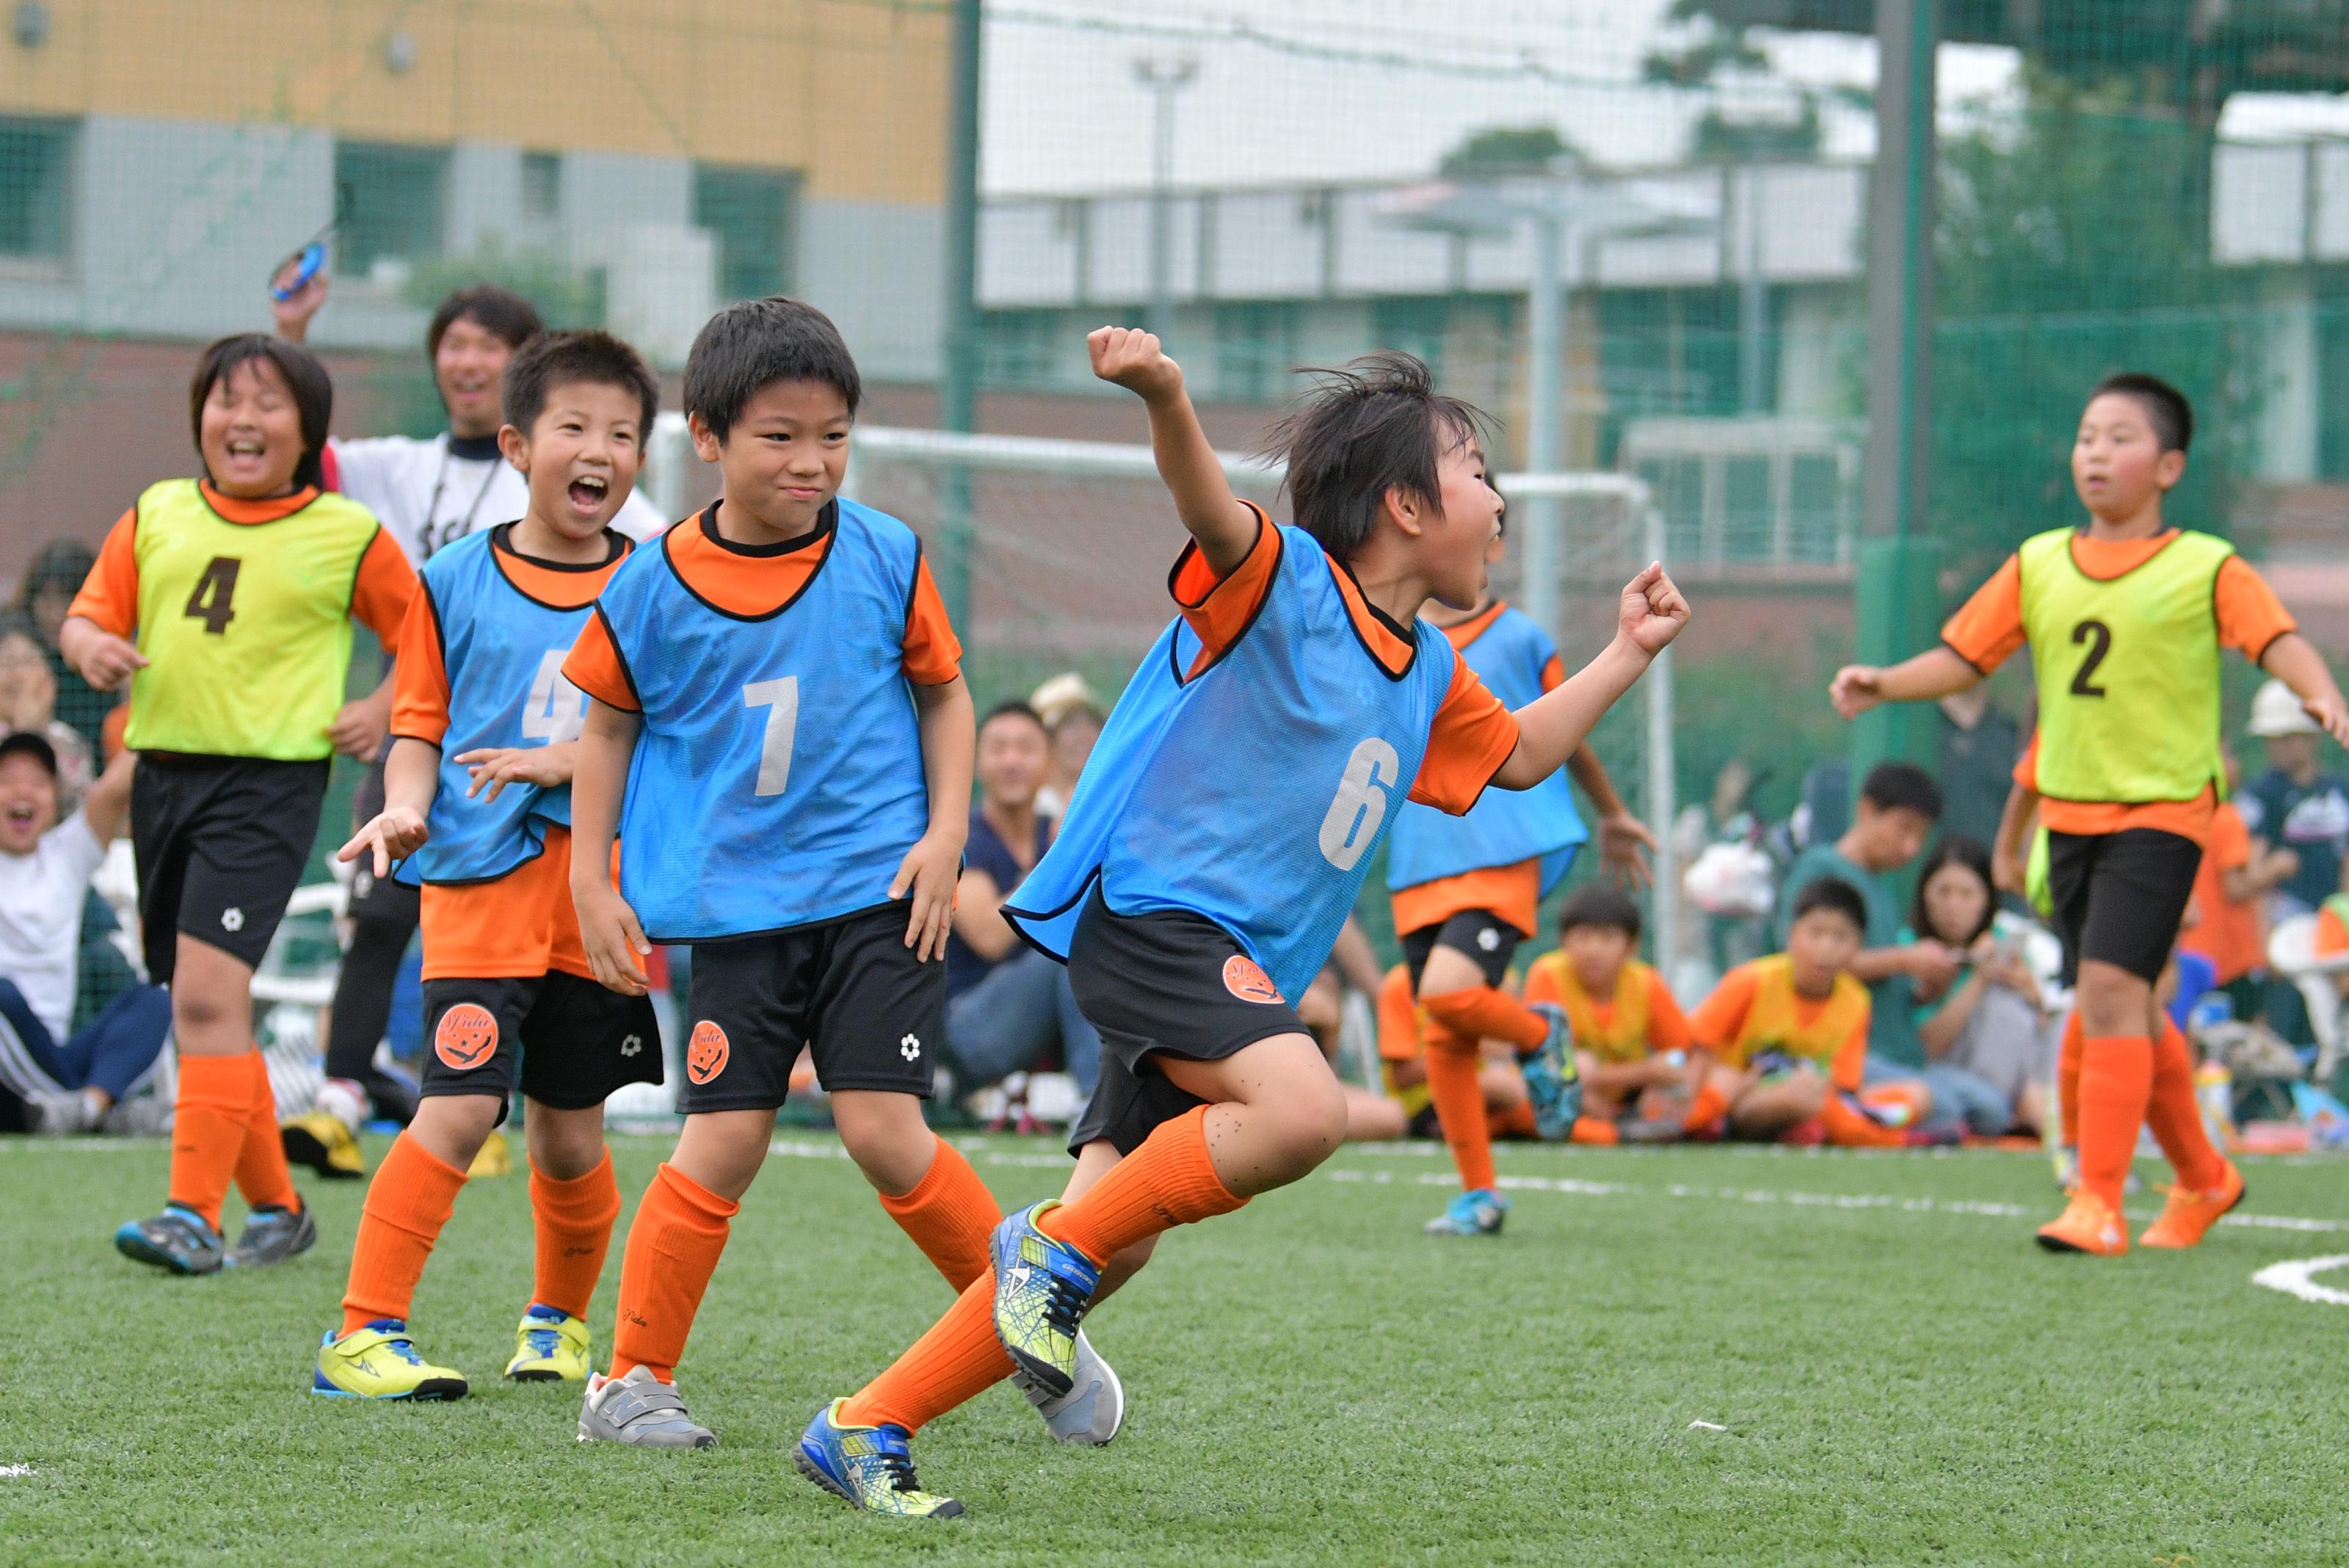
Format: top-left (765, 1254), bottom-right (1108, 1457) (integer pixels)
top-left (2138, 1160), bottom-right (2245, 1249)
top-left (2034, 1191), bottom-right (2128, 1256)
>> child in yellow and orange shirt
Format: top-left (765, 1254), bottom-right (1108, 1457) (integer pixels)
top-left (1521, 883), bottom-right (1691, 1141)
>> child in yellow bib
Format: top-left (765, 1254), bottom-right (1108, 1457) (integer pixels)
top-left (60, 334), bottom-right (415, 1277)
top-left (1829, 371), bottom-right (2349, 1254)
top-left (1521, 884), bottom-right (1691, 1140)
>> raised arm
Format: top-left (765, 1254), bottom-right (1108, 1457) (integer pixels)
top-left (1828, 646), bottom-right (1981, 721)
top-left (1491, 565), bottom-right (1689, 791)
top-left (1089, 326), bottom-right (1257, 576)
top-left (79, 744), bottom-right (136, 845)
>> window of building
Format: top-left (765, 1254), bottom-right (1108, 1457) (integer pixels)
top-left (0, 117), bottom-right (73, 261)
top-left (520, 151), bottom-right (562, 225)
top-left (694, 164), bottom-right (798, 302)
top-left (1213, 301), bottom-right (1299, 404)
top-left (335, 142), bottom-right (449, 280)
top-left (981, 309), bottom-right (1061, 388)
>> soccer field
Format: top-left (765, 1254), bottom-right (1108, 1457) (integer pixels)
top-left (4, 1135), bottom-right (2345, 1564)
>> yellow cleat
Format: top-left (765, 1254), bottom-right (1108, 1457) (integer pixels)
top-left (506, 1307), bottom-right (592, 1382)
top-left (312, 1321), bottom-right (468, 1400)
top-left (468, 1128), bottom-right (512, 1179)
top-left (281, 1108), bottom-right (365, 1180)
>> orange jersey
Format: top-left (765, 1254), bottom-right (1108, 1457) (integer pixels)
top-left (418, 824), bottom-right (611, 982)
top-left (1688, 954), bottom-right (1869, 1091)
top-left (2179, 801), bottom-right (2262, 984)
top-left (1522, 951), bottom-right (1689, 1064)
top-left (1950, 536), bottom-right (2293, 846)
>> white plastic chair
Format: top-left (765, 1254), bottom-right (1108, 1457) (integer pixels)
top-left (2265, 913), bottom-right (2349, 1087)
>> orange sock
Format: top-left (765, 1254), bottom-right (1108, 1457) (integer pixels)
top-left (2076, 1035), bottom-right (2152, 1212)
top-left (529, 1152), bottom-right (622, 1322)
top-left (838, 1270), bottom-right (1014, 1435)
top-left (609, 1164), bottom-right (738, 1383)
top-left (341, 1133), bottom-right (467, 1333)
top-left (1821, 1092), bottom-right (1907, 1148)
top-left (2058, 1012), bottom-right (2083, 1147)
top-left (232, 1050), bottom-right (301, 1214)
top-left (1686, 1081), bottom-right (1729, 1133)
top-left (1570, 1117), bottom-right (1620, 1146)
top-left (1035, 1105), bottom-right (1246, 1266)
top-left (167, 1053), bottom-right (255, 1231)
top-left (2146, 1018), bottom-right (2225, 1191)
top-left (1422, 1027), bottom-right (1497, 1192)
top-left (1420, 985), bottom-right (1547, 1053)
top-left (879, 1136), bottom-right (1004, 1293)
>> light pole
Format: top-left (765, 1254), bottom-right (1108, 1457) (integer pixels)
top-left (1133, 54), bottom-right (1197, 346)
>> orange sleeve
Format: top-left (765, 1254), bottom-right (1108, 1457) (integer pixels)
top-left (1939, 554), bottom-right (2025, 674)
top-left (1644, 969), bottom-right (1692, 1055)
top-left (1688, 964), bottom-right (1759, 1053)
top-left (1829, 1009), bottom-right (1869, 1093)
top-left (1169, 502), bottom-right (1279, 661)
top-left (2214, 556), bottom-right (2299, 664)
top-left (66, 507), bottom-right (141, 639)
top-left (2208, 803), bottom-right (2250, 872)
top-left (1539, 653), bottom-right (1564, 693)
top-left (388, 584), bottom-right (450, 747)
top-left (562, 607), bottom-right (639, 714)
top-left (348, 528), bottom-right (418, 643)
top-left (1407, 661), bottom-right (1520, 814)
top-left (901, 554), bottom-right (965, 686)
top-left (1375, 965), bottom-right (1420, 1061)
top-left (1522, 951), bottom-right (1564, 1008)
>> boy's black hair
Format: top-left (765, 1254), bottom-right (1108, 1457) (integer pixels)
top-left (428, 284), bottom-right (545, 360)
top-left (1911, 834), bottom-right (1997, 948)
top-left (979, 699), bottom-right (1048, 735)
top-left (1858, 761), bottom-right (1942, 823)
top-left (1558, 882), bottom-right (1642, 943)
top-left (189, 334), bottom-right (333, 493)
top-left (2091, 371), bottom-right (2193, 455)
top-left (1790, 875), bottom-right (1868, 935)
top-left (16, 538), bottom-right (94, 606)
top-left (502, 330), bottom-right (660, 438)
top-left (683, 296), bottom-right (862, 440)
top-left (1268, 351), bottom-right (1495, 559)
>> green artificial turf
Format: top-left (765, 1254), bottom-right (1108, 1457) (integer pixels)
top-left (2, 1133), bottom-right (2345, 1564)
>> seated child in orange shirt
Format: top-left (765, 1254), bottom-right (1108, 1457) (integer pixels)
top-left (1522, 884), bottom-right (1690, 1141)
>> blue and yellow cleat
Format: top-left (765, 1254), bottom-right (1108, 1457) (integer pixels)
top-left (990, 1201), bottom-right (1099, 1399)
top-left (114, 1205), bottom-right (225, 1275)
top-left (505, 1304), bottom-right (592, 1382)
top-left (1519, 1003), bottom-right (1584, 1141)
top-left (312, 1320), bottom-right (468, 1401)
top-left (795, 1400), bottom-right (965, 1518)
top-left (1424, 1187), bottom-right (1511, 1236)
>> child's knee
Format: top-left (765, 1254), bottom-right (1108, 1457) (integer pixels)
top-left (410, 1094), bottom-right (501, 1167)
top-left (1273, 1072), bottom-right (1349, 1166)
top-left (831, 1091), bottom-right (937, 1194)
top-left (526, 1104), bottom-right (607, 1178)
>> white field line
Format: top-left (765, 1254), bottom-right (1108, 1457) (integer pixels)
top-left (2250, 1255), bottom-right (2349, 1306)
top-left (0, 1464), bottom-right (34, 1478)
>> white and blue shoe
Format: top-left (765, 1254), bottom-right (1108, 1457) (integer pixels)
top-left (796, 1400), bottom-right (965, 1517)
top-left (1519, 1003), bottom-right (1584, 1141)
top-left (1424, 1188), bottom-right (1511, 1236)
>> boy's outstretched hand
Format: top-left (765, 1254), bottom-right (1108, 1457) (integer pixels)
top-left (890, 828), bottom-right (962, 963)
top-left (575, 882), bottom-right (652, 996)
top-left (1828, 664), bottom-right (1886, 720)
top-left (1089, 325), bottom-right (1184, 403)
top-left (2303, 692), bottom-right (2349, 749)
top-left (1617, 562), bottom-right (1691, 658)
top-left (339, 805), bottom-right (427, 880)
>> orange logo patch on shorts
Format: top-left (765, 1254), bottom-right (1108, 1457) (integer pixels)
top-left (1222, 955), bottom-right (1283, 1005)
top-left (433, 1003), bottom-right (500, 1072)
top-left (686, 1020), bottom-right (730, 1085)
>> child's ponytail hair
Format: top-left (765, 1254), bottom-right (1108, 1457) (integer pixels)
top-left (189, 333), bottom-right (335, 492)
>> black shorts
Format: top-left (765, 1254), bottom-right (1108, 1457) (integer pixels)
top-left (131, 755), bottom-right (328, 981)
top-left (1064, 886), bottom-right (1310, 1156)
top-left (2045, 827), bottom-right (2204, 986)
top-left (1399, 908), bottom-right (1524, 992)
top-left (420, 973), bottom-right (663, 1125)
top-left (677, 901), bottom-right (944, 1114)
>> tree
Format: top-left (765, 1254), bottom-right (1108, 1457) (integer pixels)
top-left (1437, 124), bottom-right (1579, 179)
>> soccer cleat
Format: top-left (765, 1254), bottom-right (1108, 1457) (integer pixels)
top-left (1015, 1329), bottom-right (1124, 1445)
top-left (227, 1202), bottom-right (316, 1269)
top-left (2035, 1191), bottom-right (2128, 1256)
top-left (990, 1201), bottom-right (1100, 1399)
top-left (1424, 1188), bottom-right (1510, 1236)
top-left (312, 1320), bottom-right (468, 1401)
top-left (1518, 1003), bottom-right (1584, 1141)
top-left (468, 1128), bottom-right (512, 1179)
top-left (113, 1205), bottom-right (225, 1275)
top-left (506, 1304), bottom-right (592, 1382)
top-left (26, 1088), bottom-right (99, 1135)
top-left (795, 1400), bottom-right (965, 1518)
top-left (2139, 1160), bottom-right (2246, 1250)
top-left (577, 1365), bottom-right (716, 1448)
top-left (281, 1108), bottom-right (365, 1180)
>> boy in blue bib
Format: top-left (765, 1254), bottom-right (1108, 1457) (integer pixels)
top-left (796, 329), bottom-right (1690, 1517)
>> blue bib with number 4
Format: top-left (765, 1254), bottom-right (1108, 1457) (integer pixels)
top-left (593, 501), bottom-right (933, 941)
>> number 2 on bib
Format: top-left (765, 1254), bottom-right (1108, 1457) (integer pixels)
top-left (1318, 737), bottom-right (1401, 871)
top-left (2069, 618), bottom-right (2112, 698)
top-left (744, 675), bottom-right (800, 797)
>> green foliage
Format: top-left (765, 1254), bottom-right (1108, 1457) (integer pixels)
top-left (1688, 98), bottom-right (1823, 161)
top-left (1437, 124), bottom-right (1578, 178)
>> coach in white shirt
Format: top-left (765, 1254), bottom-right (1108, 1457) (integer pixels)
top-left (0, 733), bottom-right (168, 1134)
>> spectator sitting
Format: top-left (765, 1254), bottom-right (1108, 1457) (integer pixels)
top-left (2182, 743), bottom-right (2292, 1020)
top-left (12, 540), bottom-right (115, 758)
top-left (1907, 836), bottom-right (2052, 1136)
top-left (2240, 677), bottom-right (2349, 918)
top-left (0, 734), bottom-right (169, 1134)
top-left (0, 620), bottom-right (95, 810)
top-left (1521, 884), bottom-right (1692, 1141)
top-left (944, 701), bottom-right (1102, 1101)
top-left (1030, 672), bottom-right (1105, 821)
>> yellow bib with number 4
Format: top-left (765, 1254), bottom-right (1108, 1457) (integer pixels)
top-left (126, 478), bottom-right (382, 761)
top-left (2017, 526), bottom-right (2231, 806)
